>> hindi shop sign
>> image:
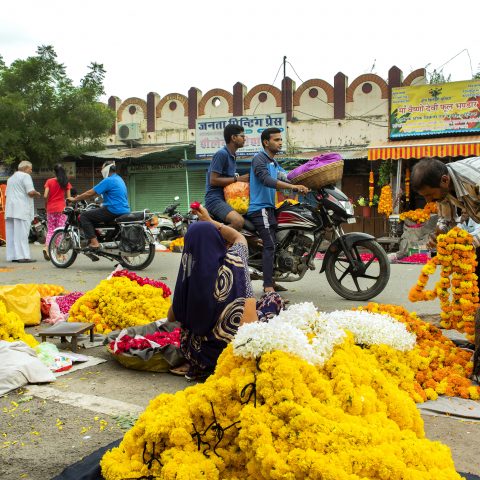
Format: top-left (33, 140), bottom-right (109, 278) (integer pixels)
top-left (390, 79), bottom-right (480, 139)
top-left (195, 114), bottom-right (287, 158)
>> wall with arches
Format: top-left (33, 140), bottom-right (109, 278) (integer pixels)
top-left (106, 66), bottom-right (426, 152)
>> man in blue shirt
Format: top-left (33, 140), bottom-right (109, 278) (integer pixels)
top-left (247, 128), bottom-right (309, 293)
top-left (69, 161), bottom-right (130, 249)
top-left (205, 124), bottom-right (249, 230)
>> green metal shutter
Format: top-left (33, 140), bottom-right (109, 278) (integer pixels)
top-left (185, 170), bottom-right (207, 206)
top-left (130, 169), bottom-right (188, 213)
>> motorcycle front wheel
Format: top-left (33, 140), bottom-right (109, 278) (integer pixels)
top-left (119, 243), bottom-right (156, 271)
top-left (48, 230), bottom-right (77, 268)
top-left (324, 239), bottom-right (390, 301)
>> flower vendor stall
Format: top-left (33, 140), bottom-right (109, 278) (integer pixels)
top-left (100, 302), bottom-right (475, 479)
top-left (409, 226), bottom-right (479, 342)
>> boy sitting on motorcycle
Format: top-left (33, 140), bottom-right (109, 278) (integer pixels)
top-left (246, 128), bottom-right (309, 293)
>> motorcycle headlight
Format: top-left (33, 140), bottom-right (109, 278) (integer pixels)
top-left (339, 200), bottom-right (355, 216)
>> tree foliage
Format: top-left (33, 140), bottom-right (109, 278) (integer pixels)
top-left (427, 69), bottom-right (451, 85)
top-left (0, 45), bottom-right (115, 166)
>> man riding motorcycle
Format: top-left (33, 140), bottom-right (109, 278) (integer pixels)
top-left (67, 161), bottom-right (130, 250)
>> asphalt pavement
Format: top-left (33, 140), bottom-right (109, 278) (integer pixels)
top-left (1, 243), bottom-right (439, 315)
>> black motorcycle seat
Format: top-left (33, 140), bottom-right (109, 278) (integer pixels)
top-left (243, 218), bottom-right (256, 232)
top-left (115, 211), bottom-right (146, 223)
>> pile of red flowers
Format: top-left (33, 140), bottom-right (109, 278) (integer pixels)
top-left (56, 292), bottom-right (84, 314)
top-left (112, 270), bottom-right (172, 298)
top-left (110, 328), bottom-right (181, 354)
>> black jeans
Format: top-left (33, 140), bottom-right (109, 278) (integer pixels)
top-left (80, 207), bottom-right (117, 240)
top-left (248, 208), bottom-right (277, 288)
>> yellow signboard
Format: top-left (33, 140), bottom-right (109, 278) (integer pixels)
top-left (390, 79), bottom-right (480, 139)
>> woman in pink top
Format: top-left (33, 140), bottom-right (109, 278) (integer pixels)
top-left (43, 164), bottom-right (72, 260)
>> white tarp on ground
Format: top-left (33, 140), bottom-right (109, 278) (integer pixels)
top-left (0, 340), bottom-right (55, 396)
top-left (418, 397), bottom-right (480, 422)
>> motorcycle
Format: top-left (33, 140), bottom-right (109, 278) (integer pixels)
top-left (155, 197), bottom-right (197, 241)
top-left (243, 185), bottom-right (390, 301)
top-left (47, 203), bottom-right (157, 270)
top-left (29, 208), bottom-right (47, 244)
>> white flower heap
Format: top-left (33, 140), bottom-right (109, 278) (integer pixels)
top-left (233, 302), bottom-right (416, 365)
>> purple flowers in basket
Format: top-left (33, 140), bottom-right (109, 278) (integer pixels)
top-left (287, 152), bottom-right (343, 180)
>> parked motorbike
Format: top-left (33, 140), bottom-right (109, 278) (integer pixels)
top-left (243, 185), bottom-right (390, 301)
top-left (48, 203), bottom-right (157, 270)
top-left (29, 208), bottom-right (47, 244)
top-left (155, 197), bottom-right (197, 241)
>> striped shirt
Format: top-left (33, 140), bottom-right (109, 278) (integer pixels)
top-left (437, 156), bottom-right (480, 246)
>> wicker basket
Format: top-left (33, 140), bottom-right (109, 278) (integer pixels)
top-left (290, 160), bottom-right (344, 189)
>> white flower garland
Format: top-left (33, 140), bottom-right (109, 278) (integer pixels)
top-left (233, 303), bottom-right (416, 365)
top-left (319, 310), bottom-right (416, 352)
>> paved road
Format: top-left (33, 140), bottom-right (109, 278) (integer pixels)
top-left (2, 244), bottom-right (439, 314)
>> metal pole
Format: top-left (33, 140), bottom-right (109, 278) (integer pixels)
top-left (184, 148), bottom-right (190, 206)
top-left (394, 159), bottom-right (402, 214)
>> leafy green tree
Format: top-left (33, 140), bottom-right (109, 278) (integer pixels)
top-left (0, 45), bottom-right (115, 166)
top-left (428, 69), bottom-right (451, 84)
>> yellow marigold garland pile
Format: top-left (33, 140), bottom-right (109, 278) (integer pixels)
top-left (408, 226), bottom-right (479, 341)
top-left (30, 284), bottom-right (66, 298)
top-left (69, 277), bottom-right (171, 334)
top-left (400, 202), bottom-right (438, 224)
top-left (377, 184), bottom-right (393, 217)
top-left (101, 341), bottom-right (461, 480)
top-left (0, 300), bottom-right (38, 348)
top-left (169, 237), bottom-right (184, 252)
top-left (359, 303), bottom-right (480, 400)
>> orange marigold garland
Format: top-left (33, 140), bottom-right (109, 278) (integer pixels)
top-left (408, 226), bottom-right (479, 341)
top-left (400, 202), bottom-right (438, 224)
top-left (405, 167), bottom-right (410, 203)
top-left (358, 302), bottom-right (480, 400)
top-left (377, 185), bottom-right (393, 217)
top-left (368, 171), bottom-right (374, 206)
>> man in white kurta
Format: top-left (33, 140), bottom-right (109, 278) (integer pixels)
top-left (5, 161), bottom-right (41, 262)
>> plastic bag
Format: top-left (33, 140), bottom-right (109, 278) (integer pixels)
top-left (224, 182), bottom-right (249, 214)
top-left (35, 343), bottom-right (73, 372)
top-left (0, 284), bottom-right (41, 326)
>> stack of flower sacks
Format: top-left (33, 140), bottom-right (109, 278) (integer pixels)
top-left (224, 182), bottom-right (249, 214)
top-left (101, 303), bottom-right (465, 480)
top-left (68, 274), bottom-right (171, 335)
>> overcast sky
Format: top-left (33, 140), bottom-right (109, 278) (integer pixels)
top-left (1, 0), bottom-right (478, 102)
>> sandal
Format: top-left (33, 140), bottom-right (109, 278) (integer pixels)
top-left (169, 364), bottom-right (190, 376)
top-left (43, 250), bottom-right (50, 261)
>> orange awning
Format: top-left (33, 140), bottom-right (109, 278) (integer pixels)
top-left (368, 135), bottom-right (480, 161)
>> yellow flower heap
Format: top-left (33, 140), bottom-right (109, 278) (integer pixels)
top-left (400, 202), bottom-right (438, 224)
top-left (169, 237), bottom-right (184, 252)
top-left (69, 277), bottom-right (171, 334)
top-left (409, 226), bottom-right (479, 341)
top-left (101, 304), bottom-right (461, 480)
top-left (31, 283), bottom-right (66, 298)
top-left (0, 300), bottom-right (38, 347)
top-left (377, 184), bottom-right (392, 217)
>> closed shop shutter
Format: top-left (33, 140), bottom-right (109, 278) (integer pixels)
top-left (185, 170), bottom-right (207, 206)
top-left (130, 168), bottom-right (188, 213)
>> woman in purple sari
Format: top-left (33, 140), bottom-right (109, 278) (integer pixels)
top-left (167, 205), bottom-right (283, 381)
